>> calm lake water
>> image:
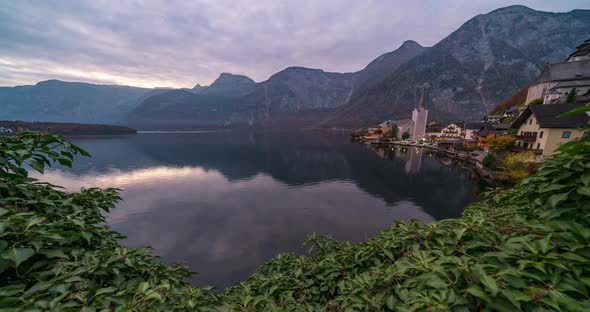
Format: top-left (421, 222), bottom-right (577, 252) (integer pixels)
top-left (34, 132), bottom-right (477, 288)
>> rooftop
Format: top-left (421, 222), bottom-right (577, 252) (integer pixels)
top-left (511, 103), bottom-right (589, 129)
top-left (533, 60), bottom-right (590, 84)
top-left (567, 38), bottom-right (590, 62)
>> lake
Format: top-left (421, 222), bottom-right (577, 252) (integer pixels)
top-left (34, 131), bottom-right (478, 289)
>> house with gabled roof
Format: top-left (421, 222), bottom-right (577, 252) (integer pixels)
top-left (511, 103), bottom-right (589, 156)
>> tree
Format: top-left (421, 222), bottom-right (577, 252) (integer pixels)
top-left (565, 88), bottom-right (578, 103)
top-left (487, 135), bottom-right (515, 152)
top-left (401, 131), bottom-right (410, 140)
top-left (529, 98), bottom-right (544, 105)
top-left (387, 124), bottom-right (399, 139)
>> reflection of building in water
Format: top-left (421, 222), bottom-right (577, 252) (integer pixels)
top-left (405, 147), bottom-right (423, 175)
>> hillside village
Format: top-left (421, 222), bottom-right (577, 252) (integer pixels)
top-left (354, 38), bottom-right (590, 180)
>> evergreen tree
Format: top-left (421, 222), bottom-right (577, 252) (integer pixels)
top-left (565, 88), bottom-right (577, 103)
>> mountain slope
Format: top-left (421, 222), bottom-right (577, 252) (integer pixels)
top-left (353, 40), bottom-right (427, 93)
top-left (201, 73), bottom-right (256, 96)
top-left (0, 80), bottom-right (151, 124)
top-left (321, 6), bottom-right (590, 127)
top-left (124, 89), bottom-right (243, 129)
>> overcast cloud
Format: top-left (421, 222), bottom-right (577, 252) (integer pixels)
top-left (0, 0), bottom-right (588, 88)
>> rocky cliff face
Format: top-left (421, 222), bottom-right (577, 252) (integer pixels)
top-left (322, 6), bottom-right (590, 127)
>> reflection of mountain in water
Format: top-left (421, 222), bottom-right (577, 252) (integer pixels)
top-left (65, 132), bottom-right (475, 220)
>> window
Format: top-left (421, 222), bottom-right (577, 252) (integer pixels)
top-left (520, 131), bottom-right (523, 135)
top-left (529, 119), bottom-right (533, 125)
top-left (562, 131), bottom-right (571, 139)
top-left (536, 143), bottom-right (540, 150)
top-left (539, 131), bottom-right (543, 138)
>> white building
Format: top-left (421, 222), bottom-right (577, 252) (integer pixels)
top-left (411, 108), bottom-right (428, 139)
top-left (379, 119), bottom-right (415, 138)
top-left (525, 39), bottom-right (590, 105)
top-left (511, 103), bottom-right (589, 156)
top-left (440, 123), bottom-right (464, 140)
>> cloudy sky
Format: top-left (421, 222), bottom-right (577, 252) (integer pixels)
top-left (0, 0), bottom-right (588, 88)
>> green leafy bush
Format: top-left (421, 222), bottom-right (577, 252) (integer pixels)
top-left (1, 132), bottom-right (590, 311)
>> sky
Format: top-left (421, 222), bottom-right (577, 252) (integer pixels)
top-left (0, 0), bottom-right (588, 89)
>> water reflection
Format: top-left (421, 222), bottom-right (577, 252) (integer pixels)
top-left (35, 132), bottom-right (477, 288)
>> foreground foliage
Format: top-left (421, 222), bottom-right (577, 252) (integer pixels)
top-left (1, 132), bottom-right (590, 311)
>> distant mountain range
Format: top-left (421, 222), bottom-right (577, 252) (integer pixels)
top-left (1, 5), bottom-right (589, 129)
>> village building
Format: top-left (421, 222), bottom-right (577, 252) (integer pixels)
top-left (439, 122), bottom-right (465, 140)
top-left (411, 84), bottom-right (429, 139)
top-left (411, 107), bottom-right (428, 139)
top-left (524, 39), bottom-right (590, 105)
top-left (511, 103), bottom-right (589, 156)
top-left (483, 115), bottom-right (502, 123)
top-left (379, 119), bottom-right (415, 138)
top-left (476, 123), bottom-right (511, 149)
top-left (425, 124), bottom-right (446, 140)
top-left (463, 122), bottom-right (486, 146)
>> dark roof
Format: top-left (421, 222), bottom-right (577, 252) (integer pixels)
top-left (568, 39), bottom-right (590, 60)
top-left (550, 80), bottom-right (590, 90)
top-left (533, 60), bottom-right (590, 84)
top-left (491, 123), bottom-right (510, 130)
top-left (477, 122), bottom-right (510, 136)
top-left (464, 122), bottom-right (486, 130)
top-left (426, 124), bottom-right (446, 132)
top-left (511, 103), bottom-right (589, 129)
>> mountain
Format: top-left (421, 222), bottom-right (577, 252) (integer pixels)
top-left (192, 84), bottom-right (206, 93)
top-left (242, 67), bottom-right (356, 123)
top-left (353, 40), bottom-right (427, 93)
top-left (127, 67), bottom-right (358, 129)
top-left (3, 6), bottom-right (587, 129)
top-left (124, 73), bottom-right (257, 129)
top-left (0, 80), bottom-right (151, 124)
top-left (201, 73), bottom-right (256, 96)
top-left (124, 89), bottom-right (243, 129)
top-left (320, 6), bottom-right (590, 127)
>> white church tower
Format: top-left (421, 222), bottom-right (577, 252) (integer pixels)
top-left (411, 84), bottom-right (429, 139)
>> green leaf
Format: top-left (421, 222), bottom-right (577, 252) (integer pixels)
top-left (38, 249), bottom-right (69, 259)
top-left (479, 273), bottom-right (499, 296)
top-left (1, 247), bottom-right (34, 268)
top-left (466, 286), bottom-right (491, 302)
top-left (139, 282), bottom-right (150, 293)
top-left (57, 158), bottom-right (72, 167)
top-left (577, 187), bottom-right (590, 197)
top-left (548, 193), bottom-right (569, 208)
top-left (94, 287), bottom-right (117, 297)
top-left (385, 295), bottom-right (396, 310)
top-left (22, 280), bottom-right (53, 298)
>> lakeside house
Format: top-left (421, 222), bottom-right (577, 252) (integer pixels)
top-left (476, 123), bottom-right (511, 149)
top-left (511, 103), bottom-right (589, 156)
top-left (425, 124), bottom-right (446, 140)
top-left (440, 123), bottom-right (464, 140)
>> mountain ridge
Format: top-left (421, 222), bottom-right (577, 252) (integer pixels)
top-left (2, 5), bottom-right (588, 129)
